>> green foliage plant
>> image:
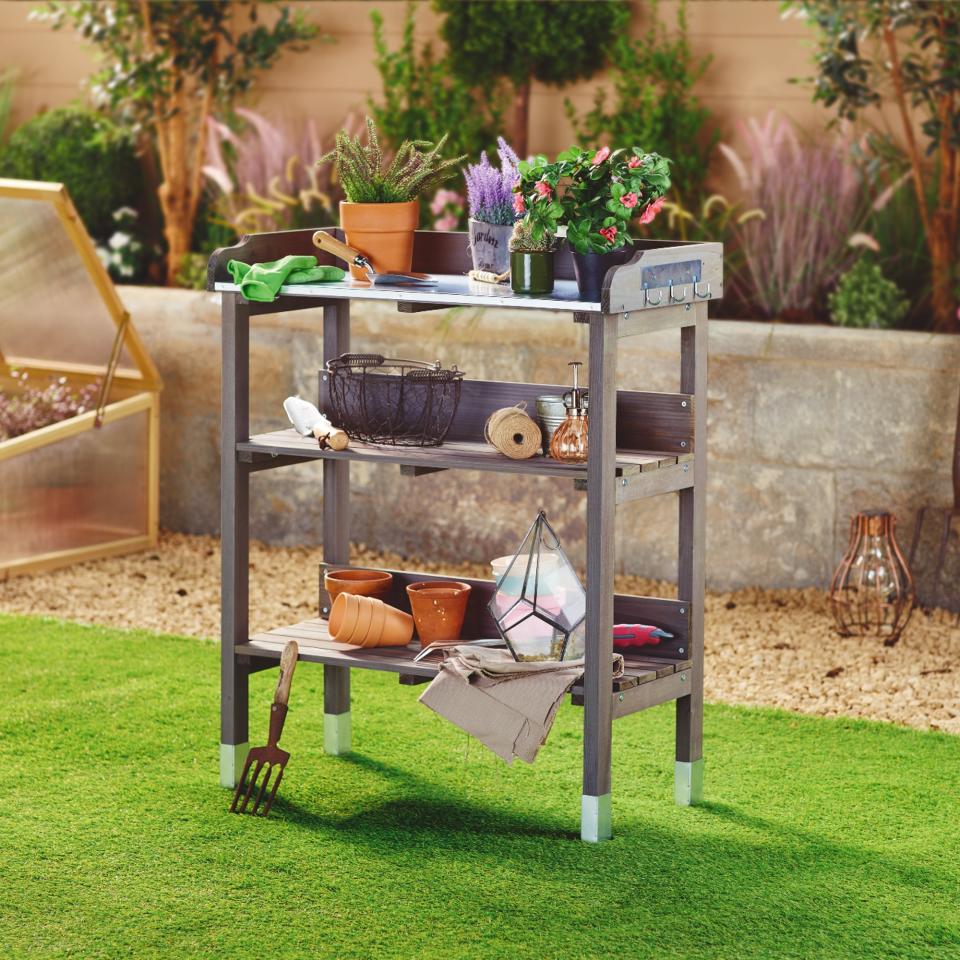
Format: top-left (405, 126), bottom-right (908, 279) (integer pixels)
top-left (789, 0), bottom-right (960, 333)
top-left (555, 146), bottom-right (671, 254)
top-left (566, 0), bottom-right (716, 208)
top-left (434, 0), bottom-right (626, 157)
top-left (317, 117), bottom-right (465, 204)
top-left (0, 69), bottom-right (15, 147)
top-left (0, 105), bottom-right (140, 241)
top-left (828, 258), bottom-right (909, 329)
top-left (37, 1), bottom-right (319, 284)
top-left (511, 147), bottom-right (670, 254)
top-left (369, 3), bottom-right (503, 167)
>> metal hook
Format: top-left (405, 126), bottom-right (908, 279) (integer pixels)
top-left (694, 281), bottom-right (712, 299)
top-left (669, 283), bottom-right (688, 303)
top-left (645, 288), bottom-right (663, 307)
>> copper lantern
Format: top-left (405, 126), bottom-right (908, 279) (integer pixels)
top-left (830, 510), bottom-right (915, 646)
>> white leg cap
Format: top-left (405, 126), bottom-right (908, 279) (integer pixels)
top-left (675, 758), bottom-right (704, 806)
top-left (220, 741), bottom-right (249, 788)
top-left (581, 793), bottom-right (612, 843)
top-left (324, 712), bottom-right (352, 755)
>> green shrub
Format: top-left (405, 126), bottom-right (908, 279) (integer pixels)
top-left (0, 105), bottom-right (141, 240)
top-left (828, 259), bottom-right (909, 330)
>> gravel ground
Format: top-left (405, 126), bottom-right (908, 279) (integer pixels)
top-left (2, 531), bottom-right (958, 734)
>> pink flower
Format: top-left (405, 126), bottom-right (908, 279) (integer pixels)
top-left (599, 225), bottom-right (618, 244)
top-left (592, 146), bottom-right (611, 166)
top-left (513, 193), bottom-right (526, 214)
top-left (638, 197), bottom-right (665, 225)
top-left (620, 192), bottom-right (639, 209)
top-left (434, 214), bottom-right (459, 231)
top-left (534, 181), bottom-right (552, 199)
top-left (627, 155), bottom-right (643, 169)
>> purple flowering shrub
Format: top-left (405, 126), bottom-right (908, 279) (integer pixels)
top-left (464, 137), bottom-right (520, 226)
top-left (0, 370), bottom-right (100, 441)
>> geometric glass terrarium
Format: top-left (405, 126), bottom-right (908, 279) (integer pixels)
top-left (488, 511), bottom-right (586, 661)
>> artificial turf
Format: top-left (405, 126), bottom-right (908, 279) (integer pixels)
top-left (0, 613), bottom-right (957, 960)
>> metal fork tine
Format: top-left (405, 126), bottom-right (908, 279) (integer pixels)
top-left (229, 755), bottom-right (256, 814)
top-left (261, 765), bottom-right (285, 817)
top-left (238, 759), bottom-right (265, 814)
top-left (251, 762), bottom-right (273, 816)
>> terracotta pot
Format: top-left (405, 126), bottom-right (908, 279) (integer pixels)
top-left (325, 569), bottom-right (393, 606)
top-left (329, 594), bottom-right (413, 647)
top-left (510, 250), bottom-right (554, 295)
top-left (406, 580), bottom-right (472, 646)
top-left (329, 592), bottom-right (361, 640)
top-left (339, 200), bottom-right (419, 281)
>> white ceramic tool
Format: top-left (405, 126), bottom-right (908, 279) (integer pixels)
top-left (284, 397), bottom-right (350, 450)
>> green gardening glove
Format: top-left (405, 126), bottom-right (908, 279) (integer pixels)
top-left (227, 255), bottom-right (345, 302)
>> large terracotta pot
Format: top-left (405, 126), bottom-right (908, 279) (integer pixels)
top-left (339, 200), bottom-right (419, 281)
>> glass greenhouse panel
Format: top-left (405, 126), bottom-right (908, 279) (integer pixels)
top-left (0, 195), bottom-right (136, 370)
top-left (0, 410), bottom-right (148, 565)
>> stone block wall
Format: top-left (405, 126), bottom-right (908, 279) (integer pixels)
top-left (123, 287), bottom-right (960, 602)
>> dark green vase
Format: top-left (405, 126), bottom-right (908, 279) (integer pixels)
top-left (510, 250), bottom-right (554, 296)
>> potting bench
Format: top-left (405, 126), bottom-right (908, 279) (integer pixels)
top-left (209, 230), bottom-right (720, 842)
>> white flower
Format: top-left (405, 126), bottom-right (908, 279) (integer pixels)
top-left (108, 231), bottom-right (131, 251)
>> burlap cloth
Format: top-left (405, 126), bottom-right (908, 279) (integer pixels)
top-left (419, 646), bottom-right (624, 764)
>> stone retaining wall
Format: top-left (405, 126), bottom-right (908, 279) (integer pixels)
top-left (123, 286), bottom-right (960, 599)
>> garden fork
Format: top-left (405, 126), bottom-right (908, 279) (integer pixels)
top-left (230, 641), bottom-right (298, 816)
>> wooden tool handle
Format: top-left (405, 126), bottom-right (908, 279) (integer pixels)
top-left (313, 230), bottom-right (363, 266)
top-left (312, 425), bottom-right (350, 451)
top-left (273, 641), bottom-right (298, 706)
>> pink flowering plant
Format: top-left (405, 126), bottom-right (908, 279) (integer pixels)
top-left (0, 370), bottom-right (100, 441)
top-left (555, 146), bottom-right (671, 254)
top-left (511, 154), bottom-right (566, 249)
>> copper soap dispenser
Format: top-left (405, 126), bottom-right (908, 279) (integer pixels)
top-left (549, 361), bottom-right (589, 463)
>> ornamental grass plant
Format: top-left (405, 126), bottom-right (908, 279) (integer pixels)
top-left (317, 117), bottom-right (465, 204)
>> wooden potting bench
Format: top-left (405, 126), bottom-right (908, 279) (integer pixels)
top-left (209, 230), bottom-right (720, 842)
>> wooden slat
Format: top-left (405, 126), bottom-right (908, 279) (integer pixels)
top-left (445, 378), bottom-right (694, 454)
top-left (317, 564), bottom-right (690, 659)
top-left (239, 429), bottom-right (674, 479)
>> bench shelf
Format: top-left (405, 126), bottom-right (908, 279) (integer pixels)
top-left (210, 228), bottom-right (717, 842)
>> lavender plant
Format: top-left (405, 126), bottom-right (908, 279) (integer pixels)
top-left (464, 137), bottom-right (519, 226)
top-left (0, 370), bottom-right (100, 441)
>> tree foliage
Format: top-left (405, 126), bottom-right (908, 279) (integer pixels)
top-left (566, 0), bottom-right (716, 207)
top-left (369, 3), bottom-right (503, 164)
top-left (791, 0), bottom-right (960, 333)
top-left (37, 1), bottom-right (318, 283)
top-left (434, 0), bottom-right (626, 155)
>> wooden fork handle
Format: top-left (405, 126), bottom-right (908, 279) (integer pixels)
top-left (274, 641), bottom-right (298, 707)
top-left (313, 230), bottom-right (364, 266)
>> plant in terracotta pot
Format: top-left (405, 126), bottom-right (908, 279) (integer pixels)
top-left (509, 156), bottom-right (564, 295)
top-left (557, 145), bottom-right (672, 302)
top-left (317, 117), bottom-right (465, 280)
top-left (463, 137), bottom-right (520, 275)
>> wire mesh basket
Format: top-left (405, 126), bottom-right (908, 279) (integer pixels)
top-left (325, 354), bottom-right (464, 446)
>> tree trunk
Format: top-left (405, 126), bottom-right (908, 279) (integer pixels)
top-left (513, 76), bottom-right (531, 159)
top-left (160, 182), bottom-right (192, 286)
top-left (929, 209), bottom-right (957, 334)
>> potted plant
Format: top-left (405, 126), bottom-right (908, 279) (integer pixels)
top-left (464, 137), bottom-right (520, 275)
top-left (558, 145), bottom-right (672, 302)
top-left (509, 156), bottom-right (564, 295)
top-left (317, 117), bottom-right (465, 280)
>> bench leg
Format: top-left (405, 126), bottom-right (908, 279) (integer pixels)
top-left (323, 665), bottom-right (352, 755)
top-left (675, 313), bottom-right (707, 806)
top-left (581, 312), bottom-right (617, 842)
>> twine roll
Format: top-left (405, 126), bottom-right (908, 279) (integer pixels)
top-left (484, 404), bottom-right (542, 460)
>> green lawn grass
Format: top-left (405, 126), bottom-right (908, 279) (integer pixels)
top-left (0, 613), bottom-right (957, 959)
